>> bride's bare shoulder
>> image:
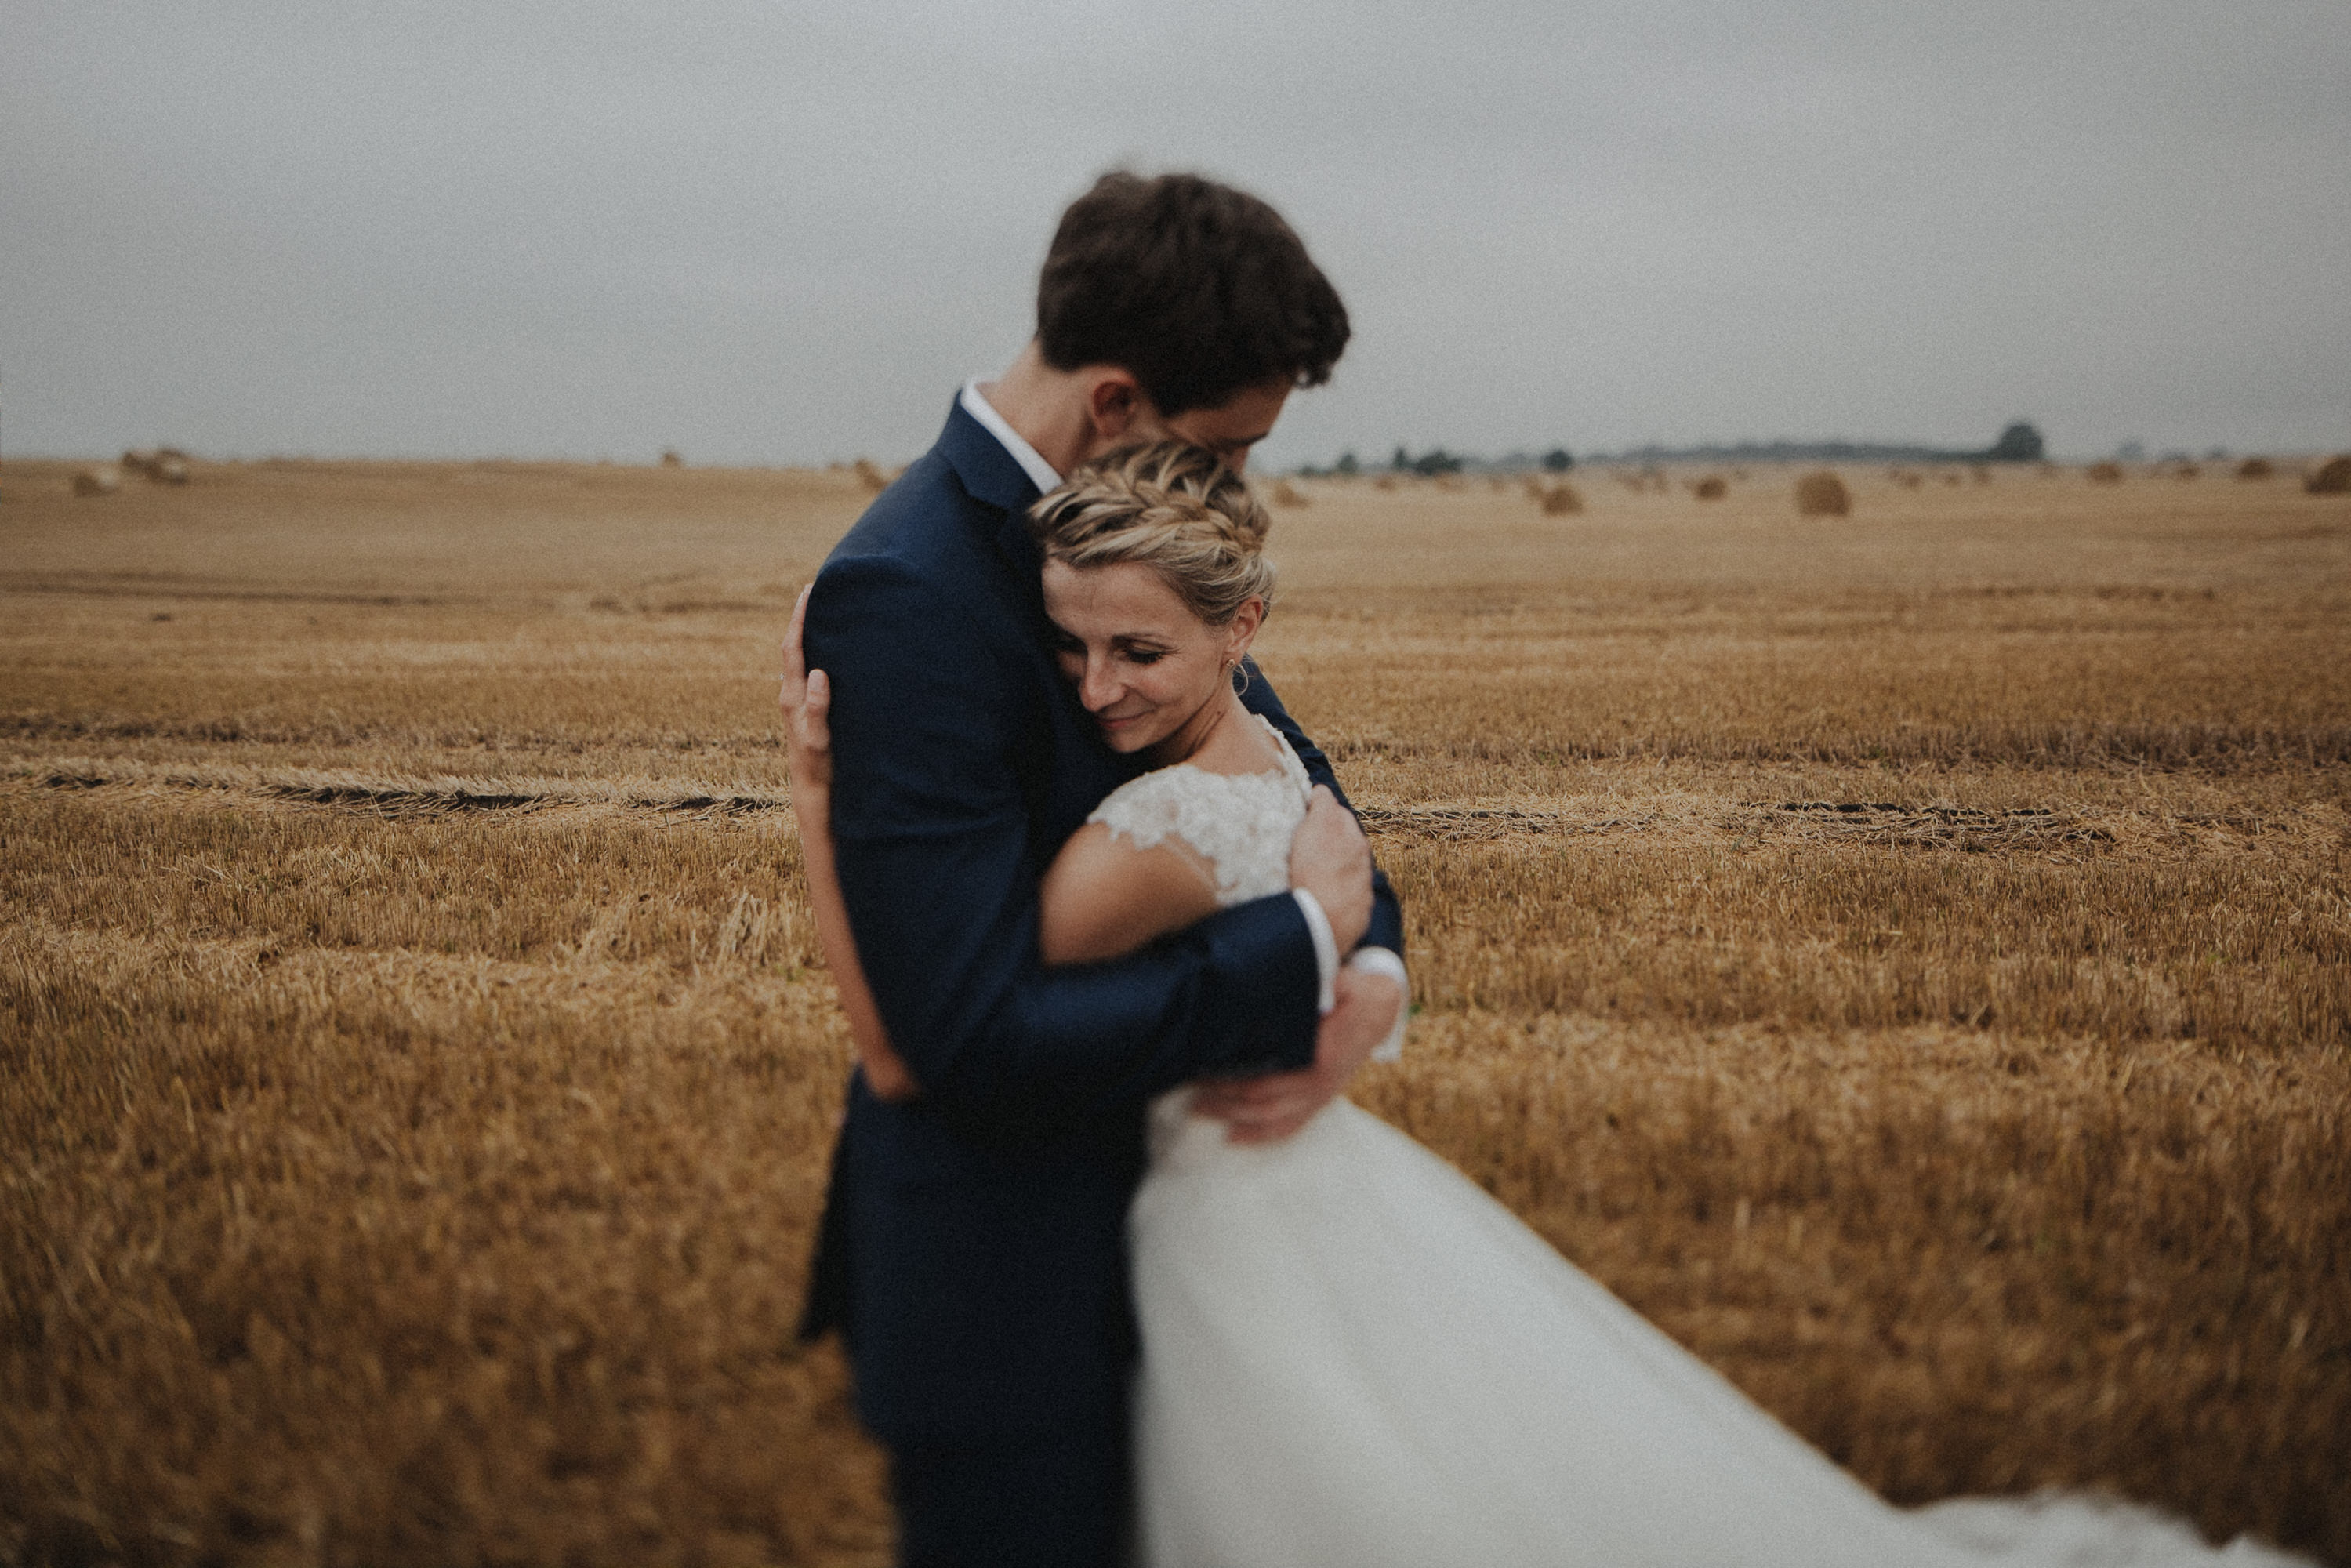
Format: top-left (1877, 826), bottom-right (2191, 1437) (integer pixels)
top-left (1183, 711), bottom-right (1292, 779)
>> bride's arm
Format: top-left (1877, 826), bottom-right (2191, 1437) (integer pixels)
top-left (1036, 825), bottom-right (1221, 966)
top-left (782, 590), bottom-right (917, 1102)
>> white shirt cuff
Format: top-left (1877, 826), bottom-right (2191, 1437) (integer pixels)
top-left (1291, 888), bottom-right (1340, 1014)
top-left (1345, 946), bottom-right (1411, 1062)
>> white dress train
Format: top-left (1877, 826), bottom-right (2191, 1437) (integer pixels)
top-left (1087, 721), bottom-right (2309, 1568)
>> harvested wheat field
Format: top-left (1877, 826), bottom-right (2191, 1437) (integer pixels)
top-left (3, 456), bottom-right (2348, 1566)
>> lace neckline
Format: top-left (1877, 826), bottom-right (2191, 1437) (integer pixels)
top-left (1150, 713), bottom-right (1302, 793)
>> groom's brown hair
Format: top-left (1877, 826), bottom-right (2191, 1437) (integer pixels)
top-left (1036, 172), bottom-right (1349, 417)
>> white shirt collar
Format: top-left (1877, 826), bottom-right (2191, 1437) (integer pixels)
top-left (960, 379), bottom-right (1063, 496)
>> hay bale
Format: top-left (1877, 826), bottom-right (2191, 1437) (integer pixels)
top-left (1269, 478), bottom-right (1309, 508)
top-left (2086, 461), bottom-right (2124, 485)
top-left (122, 447), bottom-right (190, 484)
top-left (1539, 481), bottom-right (1584, 515)
top-left (2306, 455), bottom-right (2351, 495)
top-left (1691, 475), bottom-right (1726, 500)
top-left (2173, 462), bottom-right (2200, 481)
top-left (1372, 474), bottom-right (1396, 491)
top-left (2236, 457), bottom-right (2273, 481)
top-left (660, 449), bottom-right (684, 469)
top-left (1892, 469), bottom-right (1923, 490)
top-left (1794, 470), bottom-right (1850, 516)
top-left (72, 465), bottom-right (123, 497)
top-left (1972, 465), bottom-right (1993, 484)
top-left (853, 458), bottom-right (889, 494)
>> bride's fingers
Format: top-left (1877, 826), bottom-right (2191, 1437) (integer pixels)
top-left (795, 669), bottom-right (833, 753)
top-left (778, 585), bottom-right (811, 711)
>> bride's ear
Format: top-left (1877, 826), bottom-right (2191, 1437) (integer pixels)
top-left (1224, 596), bottom-right (1265, 665)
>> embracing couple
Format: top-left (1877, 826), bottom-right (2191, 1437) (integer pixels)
top-left (780, 175), bottom-right (2304, 1568)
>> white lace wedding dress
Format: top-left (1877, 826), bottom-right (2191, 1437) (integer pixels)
top-left (1093, 720), bottom-right (2307, 1568)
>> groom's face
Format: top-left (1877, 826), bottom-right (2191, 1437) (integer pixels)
top-left (1137, 378), bottom-right (1292, 475)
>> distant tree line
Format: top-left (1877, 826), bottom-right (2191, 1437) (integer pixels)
top-left (1287, 423), bottom-right (2049, 478)
top-left (1293, 445), bottom-right (1576, 478)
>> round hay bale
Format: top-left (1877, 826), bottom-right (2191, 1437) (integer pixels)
top-left (120, 448), bottom-right (158, 479)
top-left (660, 448), bottom-right (684, 468)
top-left (150, 455), bottom-right (190, 485)
top-left (2306, 455), bottom-right (2351, 495)
top-left (2173, 462), bottom-right (2200, 481)
top-left (1691, 475), bottom-right (1726, 500)
top-left (72, 465), bottom-right (123, 497)
top-left (1539, 481), bottom-right (1584, 516)
top-left (853, 457), bottom-right (889, 494)
top-left (2236, 456), bottom-right (2273, 481)
top-left (1793, 470), bottom-right (1850, 516)
top-left (1372, 474), bottom-right (1396, 491)
top-left (2086, 461), bottom-right (2124, 485)
top-left (1268, 478), bottom-right (1309, 508)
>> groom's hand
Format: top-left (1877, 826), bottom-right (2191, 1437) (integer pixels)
top-left (1193, 966), bottom-right (1404, 1145)
top-left (1289, 785), bottom-right (1373, 953)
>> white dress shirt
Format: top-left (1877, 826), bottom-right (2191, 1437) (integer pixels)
top-left (960, 376), bottom-right (1409, 1061)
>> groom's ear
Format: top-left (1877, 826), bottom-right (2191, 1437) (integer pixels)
top-left (1082, 369), bottom-right (1156, 452)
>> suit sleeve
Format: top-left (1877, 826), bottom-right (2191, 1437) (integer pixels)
top-left (1240, 659), bottom-right (1406, 958)
top-left (806, 557), bottom-right (1323, 1142)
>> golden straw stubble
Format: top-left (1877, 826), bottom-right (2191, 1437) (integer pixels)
top-left (2, 456), bottom-right (2346, 1565)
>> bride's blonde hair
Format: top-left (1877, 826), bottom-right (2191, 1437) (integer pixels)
top-left (1028, 441), bottom-right (1276, 626)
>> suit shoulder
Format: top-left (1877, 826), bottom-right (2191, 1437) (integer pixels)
top-left (825, 452), bottom-right (988, 574)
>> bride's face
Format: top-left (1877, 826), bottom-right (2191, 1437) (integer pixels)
top-left (1041, 559), bottom-right (1257, 760)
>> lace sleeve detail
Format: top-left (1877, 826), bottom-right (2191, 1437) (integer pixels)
top-left (1087, 764), bottom-right (1308, 908)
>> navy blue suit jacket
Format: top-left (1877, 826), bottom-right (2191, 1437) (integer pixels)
top-left (797, 395), bottom-right (1403, 1442)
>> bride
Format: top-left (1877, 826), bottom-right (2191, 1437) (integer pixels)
top-left (782, 441), bottom-right (2306, 1567)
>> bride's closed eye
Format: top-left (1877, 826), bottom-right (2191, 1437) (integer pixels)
top-left (1049, 627), bottom-right (1171, 666)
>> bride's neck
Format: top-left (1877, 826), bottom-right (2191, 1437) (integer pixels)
top-left (1150, 687), bottom-right (1268, 775)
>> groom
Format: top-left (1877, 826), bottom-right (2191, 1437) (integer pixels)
top-left (793, 172), bottom-right (1406, 1567)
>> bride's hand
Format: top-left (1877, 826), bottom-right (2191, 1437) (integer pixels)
top-left (781, 586), bottom-right (833, 797)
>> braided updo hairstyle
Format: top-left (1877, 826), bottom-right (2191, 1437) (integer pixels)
top-left (1027, 441), bottom-right (1276, 626)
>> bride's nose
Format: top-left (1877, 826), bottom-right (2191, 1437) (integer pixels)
top-left (1079, 655), bottom-right (1125, 713)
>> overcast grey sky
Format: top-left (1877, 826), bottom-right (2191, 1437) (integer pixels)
top-left (5, 2), bottom-right (2346, 469)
